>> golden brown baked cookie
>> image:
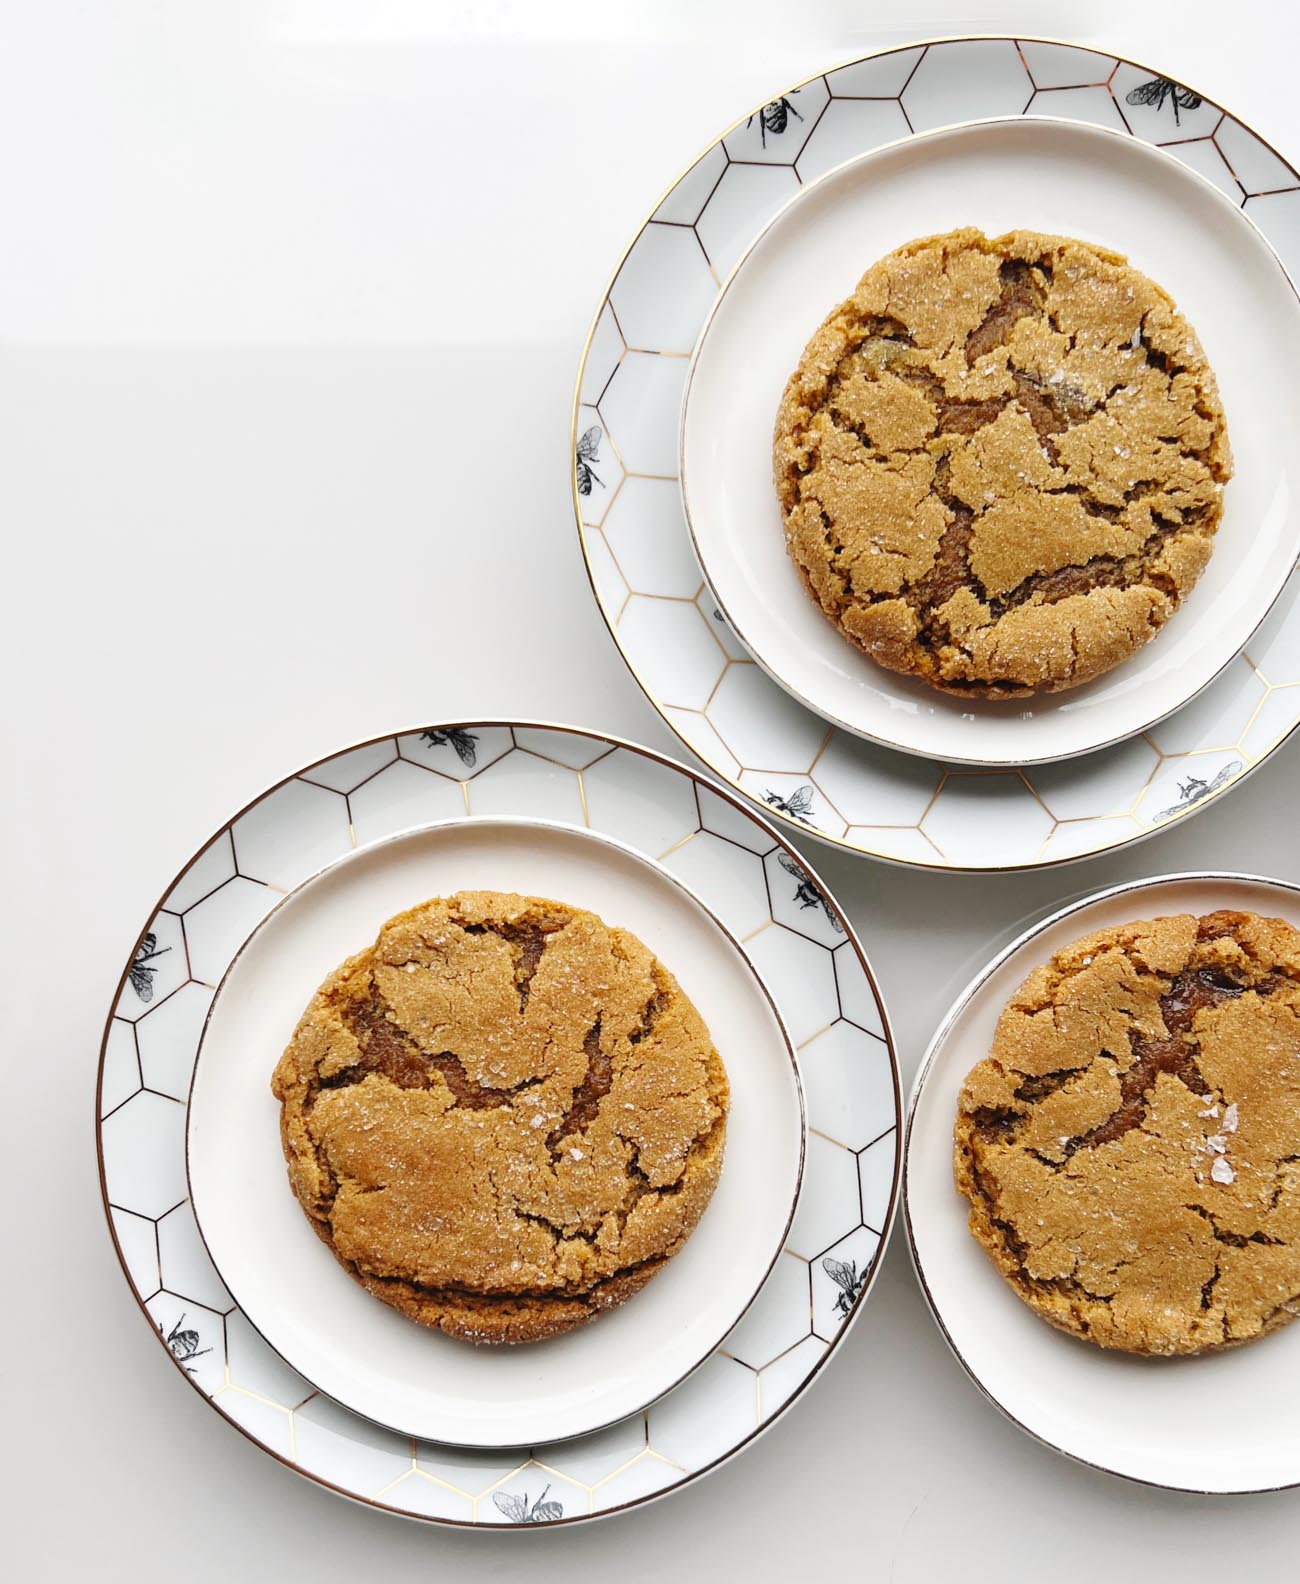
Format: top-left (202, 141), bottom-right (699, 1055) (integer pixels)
top-left (954, 910), bottom-right (1300, 1355)
top-left (774, 228), bottom-right (1232, 697)
top-left (272, 891), bottom-right (729, 1344)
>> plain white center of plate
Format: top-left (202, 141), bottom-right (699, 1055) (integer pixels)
top-left (907, 875), bottom-right (1300, 1492)
top-left (681, 118), bottom-right (1300, 766)
top-left (188, 818), bottom-right (804, 1449)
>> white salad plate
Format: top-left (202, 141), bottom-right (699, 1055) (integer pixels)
top-left (98, 722), bottom-right (900, 1526)
top-left (905, 870), bottom-right (1300, 1493)
top-left (681, 117), bottom-right (1300, 767)
top-left (187, 815), bottom-right (806, 1450)
top-left (576, 35), bottom-right (1300, 868)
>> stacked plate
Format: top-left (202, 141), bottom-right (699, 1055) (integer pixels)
top-left (576, 37), bottom-right (1300, 871)
top-left (98, 724), bottom-right (899, 1526)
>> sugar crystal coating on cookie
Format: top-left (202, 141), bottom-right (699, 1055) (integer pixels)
top-left (773, 228), bottom-right (1232, 697)
top-left (953, 910), bottom-right (1300, 1355)
top-left (272, 891), bottom-right (729, 1344)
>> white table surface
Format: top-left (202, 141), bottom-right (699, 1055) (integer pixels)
top-left (8, 1), bottom-right (1300, 1576)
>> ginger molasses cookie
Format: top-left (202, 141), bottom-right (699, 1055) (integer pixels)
top-left (954, 910), bottom-right (1300, 1355)
top-left (773, 228), bottom-right (1232, 697)
top-left (272, 891), bottom-right (729, 1344)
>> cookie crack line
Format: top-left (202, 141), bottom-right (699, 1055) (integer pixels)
top-left (311, 979), bottom-right (687, 1210)
top-left (1200, 1261), bottom-right (1223, 1316)
top-left (1060, 964), bottom-right (1284, 1158)
top-left (352, 1248), bottom-right (672, 1308)
top-left (545, 1018), bottom-right (610, 1155)
top-left (460, 915), bottom-right (564, 1009)
top-left (809, 384), bottom-right (1218, 651)
top-left (963, 259), bottom-right (1044, 366)
top-left (1271, 1155), bottom-right (1300, 1212)
top-left (544, 984), bottom-right (667, 1156)
top-left (816, 405), bottom-right (1213, 623)
top-left (326, 989), bottom-right (536, 1108)
top-left (315, 1106), bottom-right (723, 1264)
top-left (1182, 1203), bottom-right (1286, 1249)
top-left (516, 1168), bottom-right (690, 1249)
top-left (969, 964), bottom-right (1279, 1163)
top-left (966, 1158), bottom-right (1116, 1325)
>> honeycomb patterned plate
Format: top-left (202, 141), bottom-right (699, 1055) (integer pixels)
top-left (97, 722), bottom-right (900, 1527)
top-left (574, 35), bottom-right (1300, 871)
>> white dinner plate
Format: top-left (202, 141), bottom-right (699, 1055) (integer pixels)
top-left (905, 870), bottom-right (1300, 1492)
top-left (187, 816), bottom-right (805, 1449)
top-left (576, 36), bottom-right (1300, 870)
top-left (99, 721), bottom-right (900, 1526)
top-left (681, 117), bottom-right (1300, 766)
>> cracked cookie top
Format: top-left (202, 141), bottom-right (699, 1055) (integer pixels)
top-left (774, 228), bottom-right (1231, 698)
top-left (271, 891), bottom-right (729, 1344)
top-left (954, 910), bottom-right (1300, 1355)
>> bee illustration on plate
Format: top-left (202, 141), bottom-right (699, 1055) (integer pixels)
top-left (1124, 76), bottom-right (1203, 126)
top-left (823, 1257), bottom-right (868, 1316)
top-left (1153, 760), bottom-right (1242, 822)
top-left (748, 90), bottom-right (804, 148)
top-left (777, 851), bottom-right (843, 933)
top-left (128, 931), bottom-right (171, 1003)
top-left (492, 1484), bottom-right (564, 1524)
top-left (161, 1313), bottom-right (212, 1374)
top-left (763, 784), bottom-right (816, 826)
top-left (576, 424), bottom-right (604, 496)
top-left (419, 728), bottom-right (478, 768)
top-left (710, 605), bottom-right (737, 642)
